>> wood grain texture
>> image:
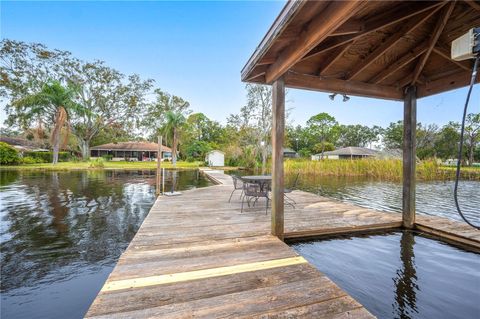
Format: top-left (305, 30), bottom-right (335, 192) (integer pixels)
top-left (86, 169), bottom-right (479, 318)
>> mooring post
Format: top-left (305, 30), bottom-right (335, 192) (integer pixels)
top-left (156, 136), bottom-right (163, 196)
top-left (271, 77), bottom-right (285, 240)
top-left (403, 86), bottom-right (416, 228)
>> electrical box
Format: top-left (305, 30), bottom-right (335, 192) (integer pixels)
top-left (451, 28), bottom-right (479, 61)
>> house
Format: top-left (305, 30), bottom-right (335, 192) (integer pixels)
top-left (205, 150), bottom-right (224, 167)
top-left (0, 136), bottom-right (48, 153)
top-left (90, 141), bottom-right (172, 161)
top-left (312, 147), bottom-right (377, 160)
top-left (267, 146), bottom-right (298, 158)
top-left (283, 147), bottom-right (299, 158)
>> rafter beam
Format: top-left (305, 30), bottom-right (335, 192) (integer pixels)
top-left (417, 70), bottom-right (480, 97)
top-left (370, 43), bottom-right (428, 84)
top-left (411, 2), bottom-right (456, 85)
top-left (265, 0), bottom-right (366, 84)
top-left (284, 71), bottom-right (403, 100)
top-left (317, 42), bottom-right (354, 76)
top-left (330, 19), bottom-right (364, 36)
top-left (464, 0), bottom-right (480, 11)
top-left (301, 1), bottom-right (444, 62)
top-left (347, 5), bottom-right (444, 81)
top-left (433, 46), bottom-right (473, 72)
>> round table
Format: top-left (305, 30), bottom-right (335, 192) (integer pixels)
top-left (242, 175), bottom-right (272, 191)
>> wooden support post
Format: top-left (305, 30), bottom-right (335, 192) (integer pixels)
top-left (271, 77), bottom-right (285, 240)
top-left (156, 136), bottom-right (163, 196)
top-left (403, 86), bottom-right (416, 228)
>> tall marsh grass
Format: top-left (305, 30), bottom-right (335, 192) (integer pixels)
top-left (283, 159), bottom-right (480, 181)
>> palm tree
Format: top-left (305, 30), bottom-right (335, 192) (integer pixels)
top-left (164, 111), bottom-right (186, 167)
top-left (13, 80), bottom-right (83, 164)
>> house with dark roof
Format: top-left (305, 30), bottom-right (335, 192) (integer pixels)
top-left (311, 147), bottom-right (378, 160)
top-left (0, 136), bottom-right (48, 152)
top-left (90, 141), bottom-right (172, 161)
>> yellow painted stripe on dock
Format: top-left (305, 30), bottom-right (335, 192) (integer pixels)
top-left (102, 256), bottom-right (308, 292)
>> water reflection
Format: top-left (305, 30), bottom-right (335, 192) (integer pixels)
top-left (288, 173), bottom-right (480, 224)
top-left (0, 169), bottom-right (212, 319)
top-left (291, 231), bottom-right (480, 319)
top-left (393, 231), bottom-right (419, 319)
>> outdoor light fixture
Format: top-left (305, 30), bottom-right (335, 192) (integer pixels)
top-left (342, 94), bottom-right (350, 102)
top-left (328, 93), bottom-right (336, 100)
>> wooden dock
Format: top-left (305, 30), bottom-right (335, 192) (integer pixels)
top-left (86, 169), bottom-right (480, 318)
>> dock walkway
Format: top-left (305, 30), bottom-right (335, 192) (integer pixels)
top-left (86, 169), bottom-right (479, 318)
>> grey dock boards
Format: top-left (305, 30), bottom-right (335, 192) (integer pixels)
top-left (85, 169), bottom-right (479, 318)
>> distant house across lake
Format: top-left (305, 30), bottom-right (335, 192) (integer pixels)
top-left (0, 136), bottom-right (48, 153)
top-left (90, 142), bottom-right (172, 161)
top-left (311, 147), bottom-right (395, 160)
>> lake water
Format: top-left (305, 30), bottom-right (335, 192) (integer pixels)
top-left (291, 231), bottom-right (480, 319)
top-left (229, 171), bottom-right (480, 224)
top-left (296, 175), bottom-right (480, 224)
top-left (0, 169), bottom-right (212, 319)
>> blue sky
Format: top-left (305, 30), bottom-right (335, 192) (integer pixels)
top-left (1, 1), bottom-right (478, 128)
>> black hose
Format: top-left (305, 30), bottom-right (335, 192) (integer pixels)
top-left (453, 53), bottom-right (480, 230)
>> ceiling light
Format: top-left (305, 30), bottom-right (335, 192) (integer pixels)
top-left (329, 93), bottom-right (336, 101)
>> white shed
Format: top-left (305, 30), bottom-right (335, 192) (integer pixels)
top-left (206, 150), bottom-right (225, 167)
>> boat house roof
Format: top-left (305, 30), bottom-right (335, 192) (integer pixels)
top-left (241, 0), bottom-right (479, 100)
top-left (90, 142), bottom-right (172, 152)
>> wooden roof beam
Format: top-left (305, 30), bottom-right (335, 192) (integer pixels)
top-left (370, 43), bottom-right (429, 84)
top-left (464, 0), bottom-right (480, 11)
top-left (301, 1), bottom-right (445, 62)
top-left (284, 71), bottom-right (403, 100)
top-left (411, 2), bottom-right (456, 85)
top-left (417, 70), bottom-right (480, 97)
top-left (330, 19), bottom-right (364, 36)
top-left (317, 42), bottom-right (354, 76)
top-left (347, 5), bottom-right (444, 81)
top-left (265, 0), bottom-right (366, 84)
top-left (433, 46), bottom-right (473, 72)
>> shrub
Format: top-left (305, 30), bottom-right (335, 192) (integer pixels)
top-left (21, 156), bottom-right (44, 164)
top-left (0, 142), bottom-right (20, 165)
top-left (101, 154), bottom-right (113, 161)
top-left (89, 157), bottom-right (105, 168)
top-left (23, 151), bottom-right (71, 163)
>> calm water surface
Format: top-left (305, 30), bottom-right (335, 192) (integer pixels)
top-left (229, 171), bottom-right (480, 224)
top-left (291, 231), bottom-right (480, 319)
top-left (0, 169), bottom-right (212, 319)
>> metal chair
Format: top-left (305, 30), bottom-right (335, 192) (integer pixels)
top-left (284, 173), bottom-right (299, 207)
top-left (241, 182), bottom-right (269, 214)
top-left (228, 175), bottom-right (244, 202)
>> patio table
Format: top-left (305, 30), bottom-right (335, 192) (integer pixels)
top-left (242, 175), bottom-right (272, 192)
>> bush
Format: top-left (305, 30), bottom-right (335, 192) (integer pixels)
top-left (23, 151), bottom-right (71, 163)
top-left (0, 142), bottom-right (20, 165)
top-left (89, 158), bottom-right (105, 168)
top-left (21, 156), bottom-right (44, 164)
top-left (101, 154), bottom-right (113, 161)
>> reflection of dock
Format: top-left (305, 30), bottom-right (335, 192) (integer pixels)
top-left (85, 170), bottom-right (479, 318)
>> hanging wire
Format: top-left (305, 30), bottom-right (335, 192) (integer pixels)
top-left (453, 53), bottom-right (480, 230)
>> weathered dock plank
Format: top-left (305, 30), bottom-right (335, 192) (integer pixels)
top-left (86, 169), bottom-right (479, 318)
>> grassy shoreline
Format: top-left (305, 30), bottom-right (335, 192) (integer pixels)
top-left (283, 159), bottom-right (480, 181)
top-left (0, 161), bottom-right (206, 171)
top-left (3, 159), bottom-right (479, 181)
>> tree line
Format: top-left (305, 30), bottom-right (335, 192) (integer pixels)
top-left (1, 40), bottom-right (479, 166)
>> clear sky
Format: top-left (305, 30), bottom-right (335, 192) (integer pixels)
top-left (1, 1), bottom-right (478, 128)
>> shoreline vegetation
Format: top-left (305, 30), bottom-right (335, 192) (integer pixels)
top-left (0, 160), bottom-right (206, 171)
top-left (2, 158), bottom-right (479, 181)
top-left (282, 159), bottom-right (480, 181)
